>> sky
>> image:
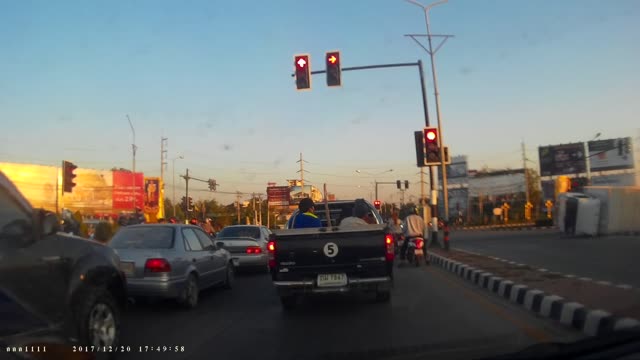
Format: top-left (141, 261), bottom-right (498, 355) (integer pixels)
top-left (1, 0), bottom-right (638, 204)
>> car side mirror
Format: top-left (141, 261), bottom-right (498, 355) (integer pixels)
top-left (216, 241), bottom-right (225, 249)
top-left (41, 212), bottom-right (60, 237)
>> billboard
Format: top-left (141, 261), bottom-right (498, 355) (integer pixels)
top-left (439, 155), bottom-right (468, 179)
top-left (267, 186), bottom-right (291, 206)
top-left (588, 138), bottom-right (634, 172)
top-left (539, 143), bottom-right (587, 176)
top-left (144, 177), bottom-right (161, 213)
top-left (112, 171), bottom-right (144, 210)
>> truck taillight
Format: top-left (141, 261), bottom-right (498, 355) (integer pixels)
top-left (385, 234), bottom-right (394, 262)
top-left (267, 240), bottom-right (276, 268)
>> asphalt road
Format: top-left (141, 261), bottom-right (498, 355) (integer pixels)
top-left (451, 229), bottom-right (640, 288)
top-left (118, 264), bottom-right (581, 360)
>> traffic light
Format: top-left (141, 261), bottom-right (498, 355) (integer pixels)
top-left (294, 54), bottom-right (311, 90)
top-left (404, 180), bottom-right (409, 189)
top-left (396, 180), bottom-right (401, 189)
top-left (208, 179), bottom-right (217, 191)
top-left (373, 200), bottom-right (381, 210)
top-left (571, 177), bottom-right (589, 192)
top-left (414, 131), bottom-right (426, 167)
top-left (188, 197), bottom-right (193, 211)
top-left (62, 161), bottom-right (78, 193)
top-left (326, 51), bottom-right (341, 87)
top-left (424, 127), bottom-right (441, 165)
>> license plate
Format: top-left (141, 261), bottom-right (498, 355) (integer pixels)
top-left (120, 262), bottom-right (134, 276)
top-left (415, 249), bottom-right (424, 256)
top-left (317, 273), bottom-right (348, 288)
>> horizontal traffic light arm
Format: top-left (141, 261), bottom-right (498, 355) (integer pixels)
top-left (290, 61), bottom-right (420, 78)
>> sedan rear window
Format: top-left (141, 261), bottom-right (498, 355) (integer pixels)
top-left (216, 226), bottom-right (260, 239)
top-left (110, 226), bottom-right (174, 249)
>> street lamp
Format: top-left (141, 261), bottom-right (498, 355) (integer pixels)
top-left (585, 133), bottom-right (601, 183)
top-left (172, 155), bottom-right (184, 217)
top-left (355, 169), bottom-right (394, 201)
top-left (405, 0), bottom-right (451, 223)
top-left (127, 115), bottom-right (137, 213)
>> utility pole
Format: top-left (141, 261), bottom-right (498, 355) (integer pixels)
top-left (258, 195), bottom-right (263, 225)
top-left (252, 193), bottom-right (257, 225)
top-left (181, 169), bottom-right (191, 218)
top-left (236, 192), bottom-right (241, 224)
top-left (297, 153), bottom-right (307, 199)
top-left (161, 137), bottom-right (168, 189)
top-left (522, 140), bottom-right (530, 205)
top-left (127, 115), bottom-right (138, 212)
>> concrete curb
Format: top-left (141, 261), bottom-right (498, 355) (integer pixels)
top-left (457, 225), bottom-right (555, 231)
top-left (427, 252), bottom-right (640, 337)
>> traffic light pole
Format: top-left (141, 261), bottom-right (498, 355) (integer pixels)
top-left (183, 169), bottom-right (190, 218)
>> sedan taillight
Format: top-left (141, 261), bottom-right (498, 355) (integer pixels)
top-left (246, 246), bottom-right (262, 254)
top-left (145, 258), bottom-right (171, 273)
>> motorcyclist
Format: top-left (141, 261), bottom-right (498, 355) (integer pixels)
top-left (387, 209), bottom-right (404, 254)
top-left (401, 207), bottom-right (429, 265)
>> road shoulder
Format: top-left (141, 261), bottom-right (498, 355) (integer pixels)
top-left (427, 248), bottom-right (640, 336)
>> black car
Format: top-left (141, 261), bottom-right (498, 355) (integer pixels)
top-left (0, 171), bottom-right (127, 358)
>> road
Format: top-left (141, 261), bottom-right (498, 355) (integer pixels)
top-left (118, 264), bottom-right (581, 360)
top-left (451, 229), bottom-right (640, 288)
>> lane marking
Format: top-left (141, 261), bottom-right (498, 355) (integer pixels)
top-left (425, 266), bottom-right (552, 343)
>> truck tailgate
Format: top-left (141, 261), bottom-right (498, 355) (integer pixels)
top-left (272, 226), bottom-right (389, 276)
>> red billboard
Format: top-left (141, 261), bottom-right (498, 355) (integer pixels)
top-left (112, 171), bottom-right (144, 210)
top-left (267, 186), bottom-right (291, 206)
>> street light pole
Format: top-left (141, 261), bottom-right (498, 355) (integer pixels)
top-left (127, 115), bottom-right (137, 213)
top-left (406, 0), bottom-right (452, 224)
top-left (172, 155), bottom-right (184, 217)
top-left (585, 133), bottom-right (601, 184)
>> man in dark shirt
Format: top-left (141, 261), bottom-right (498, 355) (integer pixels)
top-left (291, 198), bottom-right (322, 229)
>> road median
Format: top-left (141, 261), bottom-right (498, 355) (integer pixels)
top-left (427, 248), bottom-right (640, 336)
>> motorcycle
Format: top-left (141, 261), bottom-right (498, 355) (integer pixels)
top-left (405, 237), bottom-right (425, 267)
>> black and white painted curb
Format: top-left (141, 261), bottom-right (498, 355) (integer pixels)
top-left (427, 252), bottom-right (640, 336)
top-left (458, 225), bottom-right (555, 231)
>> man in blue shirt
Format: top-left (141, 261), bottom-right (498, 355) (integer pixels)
top-left (291, 198), bottom-right (322, 229)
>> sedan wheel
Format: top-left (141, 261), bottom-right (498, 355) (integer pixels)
top-left (181, 275), bottom-right (199, 309)
top-left (223, 263), bottom-right (234, 290)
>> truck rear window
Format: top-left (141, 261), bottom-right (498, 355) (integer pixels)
top-left (110, 226), bottom-right (174, 249)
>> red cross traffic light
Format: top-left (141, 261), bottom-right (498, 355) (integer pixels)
top-left (424, 127), bottom-right (441, 165)
top-left (294, 54), bottom-right (311, 90)
top-left (326, 51), bottom-right (341, 87)
top-left (62, 160), bottom-right (78, 193)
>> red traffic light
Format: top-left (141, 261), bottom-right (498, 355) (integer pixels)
top-left (373, 200), bottom-right (381, 209)
top-left (326, 51), bottom-right (341, 87)
top-left (424, 127), bottom-right (438, 143)
top-left (294, 54), bottom-right (311, 90)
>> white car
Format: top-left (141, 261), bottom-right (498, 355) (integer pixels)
top-left (215, 225), bottom-right (273, 272)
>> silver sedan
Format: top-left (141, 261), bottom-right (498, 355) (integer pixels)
top-left (216, 237), bottom-right (269, 272)
top-left (109, 224), bottom-right (234, 309)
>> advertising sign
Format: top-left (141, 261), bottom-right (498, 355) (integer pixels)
top-left (267, 186), bottom-right (291, 206)
top-left (539, 143), bottom-right (587, 176)
top-left (588, 138), bottom-right (634, 171)
top-left (144, 177), bottom-right (161, 213)
top-left (438, 155), bottom-right (468, 179)
top-left (112, 171), bottom-right (144, 210)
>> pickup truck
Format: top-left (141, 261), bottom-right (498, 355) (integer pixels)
top-left (0, 171), bottom-right (127, 358)
top-left (270, 199), bottom-right (394, 309)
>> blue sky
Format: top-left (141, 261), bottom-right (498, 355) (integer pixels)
top-left (1, 0), bottom-right (638, 204)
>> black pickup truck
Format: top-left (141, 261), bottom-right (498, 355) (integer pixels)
top-left (270, 200), bottom-right (394, 309)
top-left (0, 171), bottom-right (127, 358)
